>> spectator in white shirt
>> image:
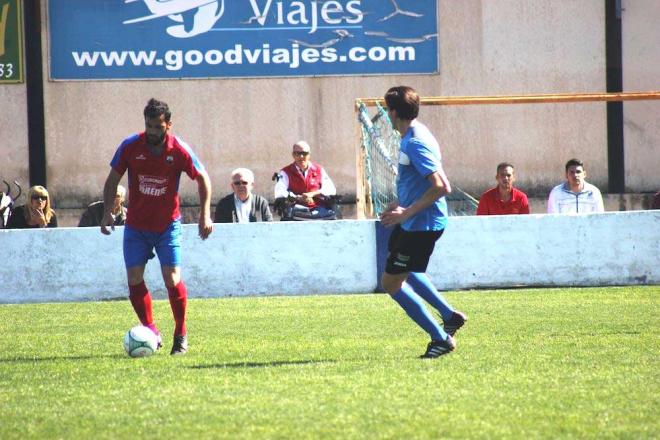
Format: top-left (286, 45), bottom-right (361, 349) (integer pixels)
top-left (547, 158), bottom-right (604, 214)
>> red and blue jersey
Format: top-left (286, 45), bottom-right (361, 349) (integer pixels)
top-left (111, 132), bottom-right (205, 232)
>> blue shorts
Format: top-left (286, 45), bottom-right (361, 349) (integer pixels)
top-left (123, 221), bottom-right (182, 268)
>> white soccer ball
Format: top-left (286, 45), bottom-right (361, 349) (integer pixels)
top-left (123, 325), bottom-right (158, 358)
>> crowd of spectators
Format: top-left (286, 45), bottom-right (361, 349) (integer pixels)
top-left (5, 157), bottom-right (660, 229)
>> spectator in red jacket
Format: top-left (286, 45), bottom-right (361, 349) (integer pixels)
top-left (476, 162), bottom-right (530, 215)
top-left (274, 140), bottom-right (337, 217)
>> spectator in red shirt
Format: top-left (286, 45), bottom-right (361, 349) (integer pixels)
top-left (476, 162), bottom-right (530, 215)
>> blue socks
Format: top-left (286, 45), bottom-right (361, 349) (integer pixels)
top-left (407, 272), bottom-right (454, 321)
top-left (392, 284), bottom-right (447, 341)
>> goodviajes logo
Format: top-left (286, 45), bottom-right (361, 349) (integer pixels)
top-left (123, 0), bottom-right (364, 38)
top-left (123, 0), bottom-right (226, 38)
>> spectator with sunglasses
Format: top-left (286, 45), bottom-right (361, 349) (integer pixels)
top-left (215, 168), bottom-right (273, 223)
top-left (6, 185), bottom-right (58, 229)
top-left (273, 140), bottom-right (337, 219)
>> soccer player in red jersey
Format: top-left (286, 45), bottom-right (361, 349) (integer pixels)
top-left (100, 98), bottom-right (213, 355)
top-left (476, 162), bottom-right (530, 215)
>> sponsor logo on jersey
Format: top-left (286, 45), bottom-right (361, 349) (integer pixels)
top-left (138, 174), bottom-right (168, 196)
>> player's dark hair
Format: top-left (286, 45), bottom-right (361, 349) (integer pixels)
top-left (565, 158), bottom-right (584, 171)
top-left (496, 162), bottom-right (515, 174)
top-left (384, 86), bottom-right (419, 120)
top-left (143, 98), bottom-right (171, 122)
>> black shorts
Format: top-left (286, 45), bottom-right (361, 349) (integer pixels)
top-left (385, 225), bottom-right (444, 275)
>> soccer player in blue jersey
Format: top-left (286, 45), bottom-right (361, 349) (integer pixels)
top-left (380, 86), bottom-right (467, 358)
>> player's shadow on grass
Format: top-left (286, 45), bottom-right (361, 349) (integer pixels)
top-left (190, 359), bottom-right (336, 369)
top-left (0, 354), bottom-right (126, 363)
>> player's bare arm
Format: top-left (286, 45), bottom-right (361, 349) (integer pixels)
top-left (380, 170), bottom-right (451, 227)
top-left (101, 169), bottom-right (122, 235)
top-left (196, 170), bottom-right (213, 240)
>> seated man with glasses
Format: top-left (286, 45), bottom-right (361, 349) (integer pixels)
top-left (79, 185), bottom-right (127, 227)
top-left (273, 140), bottom-right (339, 220)
top-left (215, 168), bottom-right (273, 223)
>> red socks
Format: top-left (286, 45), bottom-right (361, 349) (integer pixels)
top-left (167, 281), bottom-right (187, 337)
top-left (128, 281), bottom-right (156, 333)
top-left (129, 280), bottom-right (187, 337)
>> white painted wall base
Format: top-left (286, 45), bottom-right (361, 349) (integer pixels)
top-left (1, 221), bottom-right (376, 303)
top-left (428, 211), bottom-right (659, 289)
top-left (1, 211), bottom-right (657, 304)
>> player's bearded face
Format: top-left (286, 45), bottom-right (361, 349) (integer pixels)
top-left (146, 132), bottom-right (166, 146)
top-left (145, 116), bottom-right (170, 146)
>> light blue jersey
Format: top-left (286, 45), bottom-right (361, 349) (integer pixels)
top-left (397, 120), bottom-right (448, 231)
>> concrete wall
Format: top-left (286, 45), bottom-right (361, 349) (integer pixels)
top-left (1, 1), bottom-right (658, 214)
top-left (0, 220), bottom-right (377, 303)
top-left (436, 0), bottom-right (608, 196)
top-left (622, 0), bottom-right (660, 192)
top-left (1, 212), bottom-right (657, 304)
top-left (0, 83), bottom-right (28, 187)
top-left (427, 210), bottom-right (659, 289)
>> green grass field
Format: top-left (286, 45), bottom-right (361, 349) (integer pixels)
top-left (0, 286), bottom-right (658, 439)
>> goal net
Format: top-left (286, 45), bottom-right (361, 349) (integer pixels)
top-left (357, 101), bottom-right (478, 218)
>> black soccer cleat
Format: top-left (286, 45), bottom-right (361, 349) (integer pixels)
top-left (443, 311), bottom-right (467, 337)
top-left (420, 335), bottom-right (456, 359)
top-left (170, 335), bottom-right (188, 355)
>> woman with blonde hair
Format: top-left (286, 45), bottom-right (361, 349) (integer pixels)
top-left (6, 185), bottom-right (58, 228)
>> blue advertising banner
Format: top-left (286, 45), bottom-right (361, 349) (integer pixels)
top-left (48, 0), bottom-right (438, 80)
